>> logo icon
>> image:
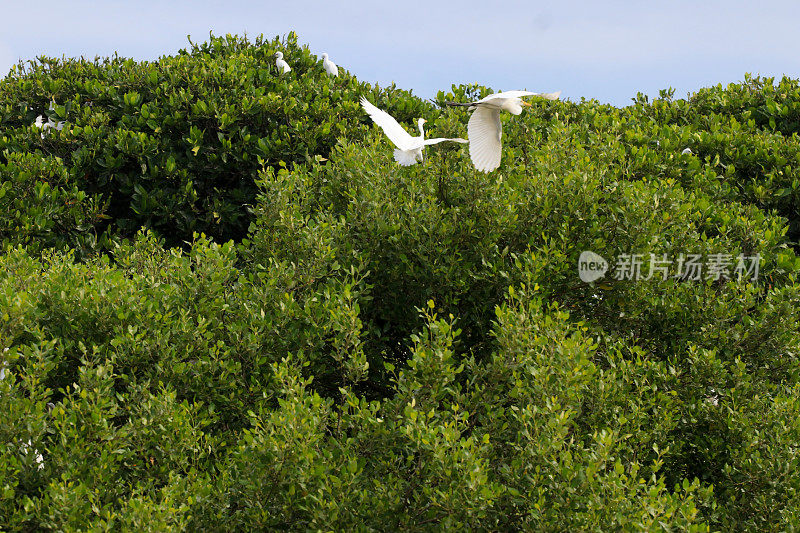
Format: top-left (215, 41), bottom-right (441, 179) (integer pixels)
top-left (578, 251), bottom-right (608, 282)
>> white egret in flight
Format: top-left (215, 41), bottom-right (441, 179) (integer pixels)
top-left (274, 52), bottom-right (291, 74)
top-left (361, 97), bottom-right (467, 166)
top-left (449, 90), bottom-right (560, 172)
top-left (322, 53), bottom-right (338, 77)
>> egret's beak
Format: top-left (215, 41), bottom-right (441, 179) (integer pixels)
top-left (521, 101), bottom-right (532, 107)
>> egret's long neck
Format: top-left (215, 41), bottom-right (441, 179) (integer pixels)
top-left (417, 119), bottom-right (425, 138)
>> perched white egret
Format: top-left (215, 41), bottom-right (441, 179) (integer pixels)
top-left (274, 52), bottom-right (291, 74)
top-left (21, 439), bottom-right (44, 470)
top-left (322, 53), bottom-right (338, 77)
top-left (33, 114), bottom-right (64, 137)
top-left (33, 115), bottom-right (53, 138)
top-left (361, 97), bottom-right (467, 166)
top-left (449, 90), bottom-right (560, 173)
top-left (682, 147), bottom-right (693, 155)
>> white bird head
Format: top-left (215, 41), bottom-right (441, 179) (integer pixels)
top-left (417, 118), bottom-right (426, 135)
top-left (322, 53), bottom-right (329, 60)
top-left (274, 52), bottom-right (284, 59)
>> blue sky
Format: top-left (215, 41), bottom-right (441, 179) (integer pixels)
top-left (1, 0), bottom-right (798, 107)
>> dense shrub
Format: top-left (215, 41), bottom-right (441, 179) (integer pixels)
top-left (689, 74), bottom-right (800, 136)
top-left (0, 151), bottom-right (106, 257)
top-left (0, 32), bottom-right (431, 248)
top-left (2, 35), bottom-right (800, 530)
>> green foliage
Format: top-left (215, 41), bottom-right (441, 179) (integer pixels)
top-left (0, 32), bottom-right (430, 247)
top-left (689, 74), bottom-right (800, 136)
top-left (2, 36), bottom-right (800, 530)
top-left (0, 151), bottom-right (106, 257)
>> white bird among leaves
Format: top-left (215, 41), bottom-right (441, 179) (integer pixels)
top-left (361, 97), bottom-right (467, 166)
top-left (322, 53), bottom-right (338, 77)
top-left (33, 106), bottom-right (64, 138)
top-left (449, 90), bottom-right (560, 173)
top-left (274, 52), bottom-right (291, 74)
top-left (34, 115), bottom-right (49, 130)
top-left (21, 439), bottom-right (44, 470)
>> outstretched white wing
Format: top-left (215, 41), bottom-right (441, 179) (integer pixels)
top-left (475, 90), bottom-right (561, 104)
top-left (533, 91), bottom-right (561, 101)
top-left (422, 137), bottom-right (468, 146)
top-left (468, 106), bottom-right (502, 172)
top-left (361, 97), bottom-right (416, 151)
top-left (476, 90), bottom-right (535, 103)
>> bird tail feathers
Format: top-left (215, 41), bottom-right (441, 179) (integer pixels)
top-left (393, 149), bottom-right (418, 166)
